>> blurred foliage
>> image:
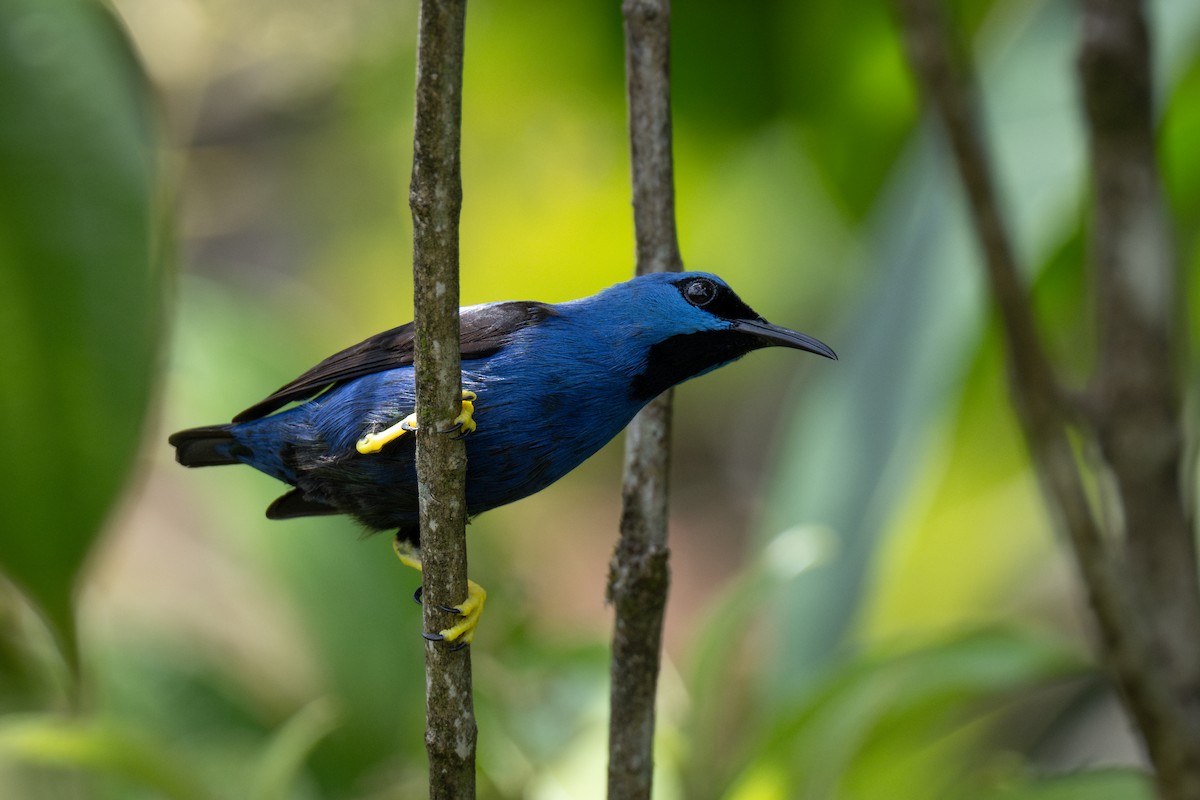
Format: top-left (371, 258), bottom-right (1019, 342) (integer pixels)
top-left (1, 0), bottom-right (1198, 798)
top-left (0, 0), bottom-right (162, 666)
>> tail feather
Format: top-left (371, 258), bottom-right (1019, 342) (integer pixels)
top-left (267, 488), bottom-right (339, 519)
top-left (168, 425), bottom-right (252, 467)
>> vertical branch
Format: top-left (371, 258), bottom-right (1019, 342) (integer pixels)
top-left (624, 0), bottom-right (683, 275)
top-left (607, 1), bottom-right (683, 798)
top-left (893, 1), bottom-right (1200, 798)
top-left (1079, 0), bottom-right (1200, 794)
top-left (409, 0), bottom-right (475, 797)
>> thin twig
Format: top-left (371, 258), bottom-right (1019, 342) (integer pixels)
top-left (409, 0), bottom-right (475, 797)
top-left (607, 0), bottom-right (683, 798)
top-left (892, 2), bottom-right (1200, 798)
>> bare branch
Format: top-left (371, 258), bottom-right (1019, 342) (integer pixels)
top-left (409, 0), bottom-right (475, 796)
top-left (893, 1), bottom-right (1200, 797)
top-left (608, 394), bottom-right (673, 800)
top-left (607, 0), bottom-right (682, 797)
top-left (623, 0), bottom-right (683, 275)
top-left (1080, 0), bottom-right (1200, 794)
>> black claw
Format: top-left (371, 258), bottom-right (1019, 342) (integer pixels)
top-left (439, 604), bottom-right (463, 616)
top-left (413, 586), bottom-right (423, 605)
top-left (419, 631), bottom-right (469, 649)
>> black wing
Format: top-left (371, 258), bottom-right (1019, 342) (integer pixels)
top-left (233, 301), bottom-right (557, 423)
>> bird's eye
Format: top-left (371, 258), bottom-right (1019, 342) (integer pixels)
top-left (683, 278), bottom-right (717, 308)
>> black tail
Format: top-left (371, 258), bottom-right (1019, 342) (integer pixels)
top-left (168, 425), bottom-right (249, 467)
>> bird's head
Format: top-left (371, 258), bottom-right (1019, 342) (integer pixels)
top-left (586, 271), bottom-right (836, 402)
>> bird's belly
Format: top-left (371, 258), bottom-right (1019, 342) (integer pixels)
top-left (461, 398), bottom-right (635, 514)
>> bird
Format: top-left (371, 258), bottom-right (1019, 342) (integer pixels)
top-left (169, 271), bottom-right (836, 643)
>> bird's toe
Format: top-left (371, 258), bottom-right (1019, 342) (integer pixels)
top-left (393, 537), bottom-right (487, 646)
top-left (433, 579), bottom-right (487, 645)
top-left (436, 390), bottom-right (477, 437)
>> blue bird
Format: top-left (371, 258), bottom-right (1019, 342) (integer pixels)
top-left (169, 271), bottom-right (835, 642)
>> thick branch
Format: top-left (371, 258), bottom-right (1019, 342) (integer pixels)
top-left (607, 1), bottom-right (682, 798)
top-left (1080, 0), bottom-right (1200, 794)
top-left (409, 1), bottom-right (475, 797)
top-left (893, 2), bottom-right (1200, 798)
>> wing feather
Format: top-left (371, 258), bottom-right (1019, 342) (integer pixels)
top-left (232, 301), bottom-right (556, 422)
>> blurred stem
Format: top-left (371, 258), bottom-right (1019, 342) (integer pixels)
top-left (892, 1), bottom-right (1200, 798)
top-left (1079, 0), bottom-right (1200, 794)
top-left (607, 1), bottom-right (683, 798)
top-left (409, 0), bottom-right (476, 798)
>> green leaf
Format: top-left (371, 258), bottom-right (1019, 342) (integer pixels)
top-left (726, 628), bottom-right (1086, 800)
top-left (0, 0), bottom-right (163, 663)
top-left (0, 714), bottom-right (212, 800)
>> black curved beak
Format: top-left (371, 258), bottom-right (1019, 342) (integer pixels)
top-left (731, 318), bottom-right (838, 360)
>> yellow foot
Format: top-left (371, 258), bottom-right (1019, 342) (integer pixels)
top-left (448, 390), bottom-right (478, 438)
top-left (357, 390), bottom-right (477, 454)
top-left (393, 537), bottom-right (487, 647)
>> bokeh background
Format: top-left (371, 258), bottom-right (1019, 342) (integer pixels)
top-left (3, 0), bottom-right (1200, 797)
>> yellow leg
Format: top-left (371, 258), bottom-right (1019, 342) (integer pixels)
top-left (357, 391), bottom-right (477, 454)
top-left (357, 414), bottom-right (416, 454)
top-left (393, 538), bottom-right (424, 573)
top-left (394, 538), bottom-right (487, 645)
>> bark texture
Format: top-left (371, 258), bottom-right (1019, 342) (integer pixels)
top-left (1079, 1), bottom-right (1200, 794)
top-left (409, 1), bottom-right (475, 797)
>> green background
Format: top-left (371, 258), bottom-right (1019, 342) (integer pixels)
top-left (2, 0), bottom-right (1198, 797)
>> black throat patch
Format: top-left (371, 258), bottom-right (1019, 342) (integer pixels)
top-left (631, 329), bottom-right (762, 402)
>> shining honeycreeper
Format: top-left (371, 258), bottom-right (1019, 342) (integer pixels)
top-left (169, 272), bottom-right (835, 641)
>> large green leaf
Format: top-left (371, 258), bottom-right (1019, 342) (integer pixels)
top-left (0, 0), bottom-right (162, 661)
